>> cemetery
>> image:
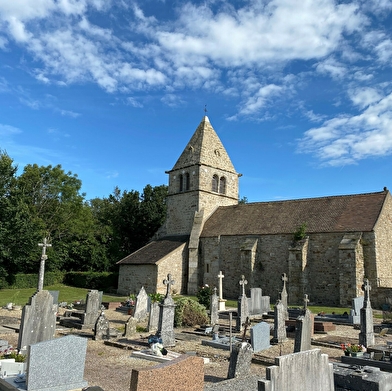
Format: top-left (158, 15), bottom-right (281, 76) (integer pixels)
top-left (2, 270), bottom-right (392, 391)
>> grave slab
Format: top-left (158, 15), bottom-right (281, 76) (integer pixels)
top-left (130, 354), bottom-right (204, 391)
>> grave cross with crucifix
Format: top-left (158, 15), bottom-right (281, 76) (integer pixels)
top-left (362, 278), bottom-right (372, 308)
top-left (163, 274), bottom-right (175, 298)
top-left (239, 275), bottom-right (248, 297)
top-left (37, 238), bottom-right (52, 291)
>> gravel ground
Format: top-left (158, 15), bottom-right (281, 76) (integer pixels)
top-left (0, 308), bottom-right (389, 391)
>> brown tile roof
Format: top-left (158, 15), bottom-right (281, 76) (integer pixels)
top-left (116, 236), bottom-right (189, 265)
top-left (201, 191), bottom-right (388, 237)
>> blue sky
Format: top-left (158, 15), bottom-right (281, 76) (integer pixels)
top-left (0, 0), bottom-right (391, 203)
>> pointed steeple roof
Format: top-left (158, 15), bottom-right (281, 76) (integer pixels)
top-left (169, 116), bottom-right (237, 173)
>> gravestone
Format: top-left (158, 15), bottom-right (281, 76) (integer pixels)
top-left (236, 275), bottom-right (249, 332)
top-left (210, 287), bottom-right (219, 326)
top-left (359, 279), bottom-right (375, 347)
top-left (133, 286), bottom-right (150, 321)
top-left (83, 289), bottom-right (102, 326)
top-left (94, 310), bottom-right (110, 340)
top-left (349, 296), bottom-right (364, 324)
top-left (156, 274), bottom-right (176, 347)
top-left (130, 355), bottom-right (204, 391)
top-left (281, 273), bottom-right (289, 320)
top-left (271, 300), bottom-right (287, 344)
top-left (249, 288), bottom-right (262, 316)
top-left (26, 335), bottom-right (88, 391)
top-left (261, 295), bottom-right (271, 315)
top-left (17, 290), bottom-right (56, 353)
top-left (334, 362), bottom-right (392, 391)
top-left (147, 302), bottom-right (160, 333)
top-left (294, 295), bottom-right (312, 352)
top-left (48, 290), bottom-right (59, 312)
top-left (217, 271), bottom-right (226, 311)
top-left (258, 349), bottom-right (334, 391)
top-left (124, 316), bottom-right (138, 338)
top-left (227, 341), bottom-right (253, 379)
top-left (0, 361), bottom-right (26, 378)
top-left (251, 322), bottom-right (271, 353)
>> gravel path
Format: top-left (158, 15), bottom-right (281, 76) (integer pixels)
top-left (0, 308), bottom-right (389, 391)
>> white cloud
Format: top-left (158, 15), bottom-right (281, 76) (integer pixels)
top-left (239, 84), bottom-right (283, 115)
top-left (0, 123), bottom-right (22, 137)
top-left (126, 97), bottom-right (143, 108)
top-left (315, 57), bottom-right (347, 79)
top-left (299, 91), bottom-right (392, 165)
top-left (348, 87), bottom-right (383, 109)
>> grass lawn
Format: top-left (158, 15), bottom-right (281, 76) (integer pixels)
top-left (0, 284), bottom-right (128, 307)
top-left (1, 285), bottom-right (353, 316)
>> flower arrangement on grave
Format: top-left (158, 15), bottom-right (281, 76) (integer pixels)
top-left (0, 347), bottom-right (26, 362)
top-left (341, 343), bottom-right (365, 355)
top-left (124, 294), bottom-right (136, 307)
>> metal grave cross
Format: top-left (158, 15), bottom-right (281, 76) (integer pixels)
top-left (163, 274), bottom-right (175, 297)
top-left (217, 271), bottom-right (225, 300)
top-left (239, 275), bottom-right (248, 296)
top-left (37, 238), bottom-right (52, 291)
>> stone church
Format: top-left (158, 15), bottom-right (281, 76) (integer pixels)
top-left (117, 116), bottom-right (392, 307)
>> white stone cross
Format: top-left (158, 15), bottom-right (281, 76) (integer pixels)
top-left (37, 238), bottom-right (52, 291)
top-left (239, 275), bottom-right (248, 297)
top-left (281, 273), bottom-right (288, 290)
top-left (217, 271), bottom-right (225, 300)
top-left (303, 294), bottom-right (309, 310)
top-left (163, 274), bottom-right (175, 297)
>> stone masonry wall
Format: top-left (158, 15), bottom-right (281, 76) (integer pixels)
top-left (117, 264), bottom-right (157, 296)
top-left (374, 193), bottom-right (392, 288)
top-left (156, 243), bottom-right (188, 295)
top-left (200, 231), bottom-right (381, 306)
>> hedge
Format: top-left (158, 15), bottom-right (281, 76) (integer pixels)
top-left (63, 271), bottom-right (118, 291)
top-left (1, 271), bottom-right (118, 291)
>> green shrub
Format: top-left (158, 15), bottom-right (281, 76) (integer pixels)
top-left (196, 285), bottom-right (212, 308)
top-left (293, 223), bottom-right (307, 241)
top-left (174, 297), bottom-right (209, 327)
top-left (149, 292), bottom-right (164, 303)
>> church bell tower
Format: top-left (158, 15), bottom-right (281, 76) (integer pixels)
top-left (163, 116), bottom-right (240, 237)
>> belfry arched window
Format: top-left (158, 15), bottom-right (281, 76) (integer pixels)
top-left (179, 173), bottom-right (190, 192)
top-left (184, 173), bottom-right (190, 191)
top-left (212, 174), bottom-right (219, 192)
top-left (219, 176), bottom-right (226, 194)
top-left (179, 174), bottom-right (183, 192)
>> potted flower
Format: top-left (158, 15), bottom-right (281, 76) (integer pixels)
top-left (341, 343), bottom-right (365, 357)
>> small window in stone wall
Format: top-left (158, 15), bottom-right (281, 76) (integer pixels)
top-left (219, 176), bottom-right (226, 194)
top-left (212, 174), bottom-right (219, 192)
top-left (179, 173), bottom-right (190, 192)
top-left (179, 174), bottom-right (183, 192)
top-left (205, 262), bottom-right (210, 274)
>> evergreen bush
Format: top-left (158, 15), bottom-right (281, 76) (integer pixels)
top-left (196, 285), bottom-right (212, 308)
top-left (174, 297), bottom-right (209, 327)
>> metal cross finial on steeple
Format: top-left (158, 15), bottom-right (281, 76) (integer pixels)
top-left (37, 238), bottom-right (52, 291)
top-left (204, 104), bottom-right (207, 114)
